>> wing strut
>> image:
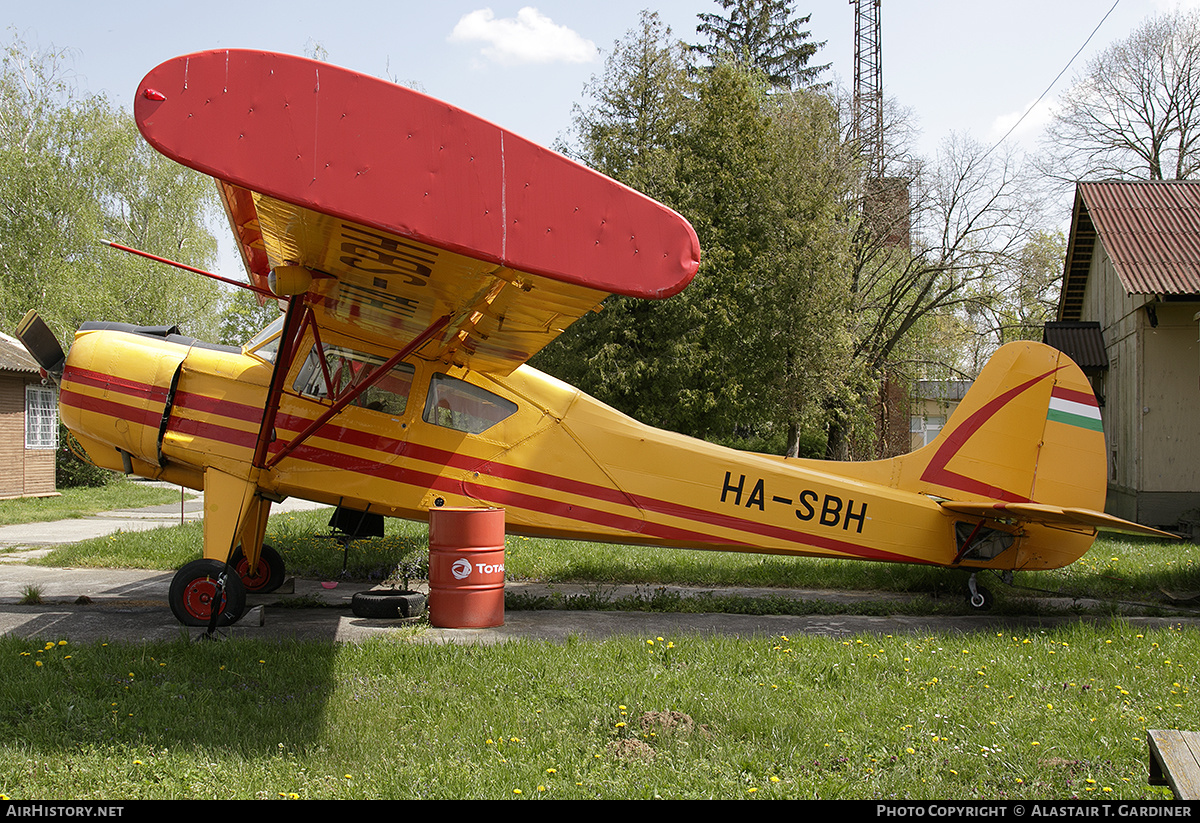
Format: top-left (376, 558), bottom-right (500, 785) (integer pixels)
top-left (102, 239), bottom-right (277, 299)
top-left (252, 295), bottom-right (307, 469)
top-left (264, 313), bottom-right (451, 470)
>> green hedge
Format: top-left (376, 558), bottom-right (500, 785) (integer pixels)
top-left (55, 424), bottom-right (114, 488)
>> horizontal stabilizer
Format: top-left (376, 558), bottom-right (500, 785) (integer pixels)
top-left (939, 501), bottom-right (1177, 539)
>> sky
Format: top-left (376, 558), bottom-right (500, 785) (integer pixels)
top-left (6, 0), bottom-right (1200, 263)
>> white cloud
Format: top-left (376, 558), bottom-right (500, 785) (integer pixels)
top-left (449, 7), bottom-right (598, 66)
top-left (990, 97), bottom-right (1055, 146)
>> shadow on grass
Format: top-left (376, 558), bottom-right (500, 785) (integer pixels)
top-left (0, 635), bottom-right (340, 755)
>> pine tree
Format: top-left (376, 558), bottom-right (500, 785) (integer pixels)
top-left (690, 0), bottom-right (829, 90)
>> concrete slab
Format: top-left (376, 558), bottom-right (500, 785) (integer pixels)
top-left (0, 489), bottom-right (331, 556)
top-left (3, 484), bottom-right (1200, 645)
top-left (2, 562), bottom-right (1199, 645)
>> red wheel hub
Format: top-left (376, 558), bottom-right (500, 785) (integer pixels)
top-left (180, 576), bottom-right (226, 620)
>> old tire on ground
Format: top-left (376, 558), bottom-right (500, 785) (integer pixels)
top-left (352, 590), bottom-right (427, 619)
top-left (230, 544), bottom-right (286, 594)
top-left (169, 559), bottom-right (247, 627)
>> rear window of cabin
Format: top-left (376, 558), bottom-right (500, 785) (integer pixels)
top-left (422, 374), bottom-right (517, 434)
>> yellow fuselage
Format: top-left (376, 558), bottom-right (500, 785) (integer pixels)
top-left (58, 326), bottom-right (1096, 572)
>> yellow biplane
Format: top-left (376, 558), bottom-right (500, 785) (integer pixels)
top-left (15, 50), bottom-right (1170, 627)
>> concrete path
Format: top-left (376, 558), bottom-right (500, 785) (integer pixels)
top-left (2, 484), bottom-right (1199, 645)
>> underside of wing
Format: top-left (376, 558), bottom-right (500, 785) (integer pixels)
top-left (939, 501), bottom-right (1177, 539)
top-left (224, 186), bottom-right (610, 373)
top-left (135, 49), bottom-right (701, 373)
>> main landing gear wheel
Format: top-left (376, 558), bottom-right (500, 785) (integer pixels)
top-left (230, 544), bottom-right (286, 594)
top-left (169, 559), bottom-right (247, 627)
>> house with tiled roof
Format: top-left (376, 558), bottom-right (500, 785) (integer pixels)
top-left (1048, 180), bottom-right (1200, 528)
top-left (0, 331), bottom-right (57, 498)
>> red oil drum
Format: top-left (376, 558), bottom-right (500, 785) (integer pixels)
top-left (428, 507), bottom-right (505, 628)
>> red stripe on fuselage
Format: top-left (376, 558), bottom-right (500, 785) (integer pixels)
top-left (62, 366), bottom-right (172, 407)
top-left (59, 388), bottom-right (164, 430)
top-left (90, 370), bottom-right (918, 562)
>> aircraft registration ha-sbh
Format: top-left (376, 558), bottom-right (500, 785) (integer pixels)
top-left (15, 49), bottom-right (1170, 627)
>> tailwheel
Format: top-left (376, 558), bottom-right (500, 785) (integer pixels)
top-left (230, 543), bottom-right (286, 594)
top-left (967, 573), bottom-right (993, 611)
top-left (169, 559), bottom-right (247, 627)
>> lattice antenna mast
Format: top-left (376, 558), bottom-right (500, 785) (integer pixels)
top-left (851, 0), bottom-right (884, 180)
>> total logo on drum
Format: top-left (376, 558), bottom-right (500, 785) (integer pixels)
top-left (451, 559), bottom-right (506, 580)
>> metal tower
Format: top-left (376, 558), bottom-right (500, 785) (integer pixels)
top-left (850, 0), bottom-right (883, 180)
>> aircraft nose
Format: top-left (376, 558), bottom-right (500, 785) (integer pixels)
top-left (57, 327), bottom-right (188, 474)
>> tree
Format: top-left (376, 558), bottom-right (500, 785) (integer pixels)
top-left (690, 0), bottom-right (829, 90)
top-left (0, 34), bottom-right (221, 342)
top-left (560, 10), bottom-right (691, 201)
top-left (974, 229), bottom-right (1065, 348)
top-left (1041, 8), bottom-right (1200, 182)
top-left (548, 12), bottom-right (1048, 462)
top-left (540, 16), bottom-right (855, 454)
top-left (825, 131), bottom-right (1045, 459)
top-left (216, 289), bottom-right (282, 348)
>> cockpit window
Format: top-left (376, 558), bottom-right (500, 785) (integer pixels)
top-left (244, 316), bottom-right (285, 363)
top-left (422, 373), bottom-right (517, 434)
top-left (293, 344), bottom-right (415, 416)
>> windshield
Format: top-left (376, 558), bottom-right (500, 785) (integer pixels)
top-left (243, 316), bottom-right (285, 363)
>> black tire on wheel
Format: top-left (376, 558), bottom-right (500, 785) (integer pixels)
top-left (968, 585), bottom-right (993, 611)
top-left (230, 544), bottom-right (286, 594)
top-left (169, 559), bottom-right (247, 627)
top-left (352, 590), bottom-right (427, 619)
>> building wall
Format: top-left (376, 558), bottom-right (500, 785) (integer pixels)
top-left (1138, 301), bottom-right (1200, 523)
top-left (0, 372), bottom-right (57, 499)
top-left (1081, 241), bottom-right (1200, 525)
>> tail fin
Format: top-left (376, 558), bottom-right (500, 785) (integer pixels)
top-left (905, 340), bottom-right (1107, 511)
top-left (822, 341), bottom-right (1107, 511)
top-left (906, 342), bottom-right (1172, 539)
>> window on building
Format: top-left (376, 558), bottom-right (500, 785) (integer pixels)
top-left (25, 386), bottom-right (57, 449)
top-left (910, 414), bottom-right (945, 448)
top-left (422, 374), bottom-right (517, 434)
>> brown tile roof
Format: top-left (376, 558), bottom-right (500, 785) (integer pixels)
top-left (0, 332), bottom-right (41, 374)
top-left (1060, 181), bottom-right (1200, 320)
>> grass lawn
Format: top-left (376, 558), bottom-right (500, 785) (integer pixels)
top-left (0, 621), bottom-right (1193, 799)
top-left (0, 478), bottom-right (183, 527)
